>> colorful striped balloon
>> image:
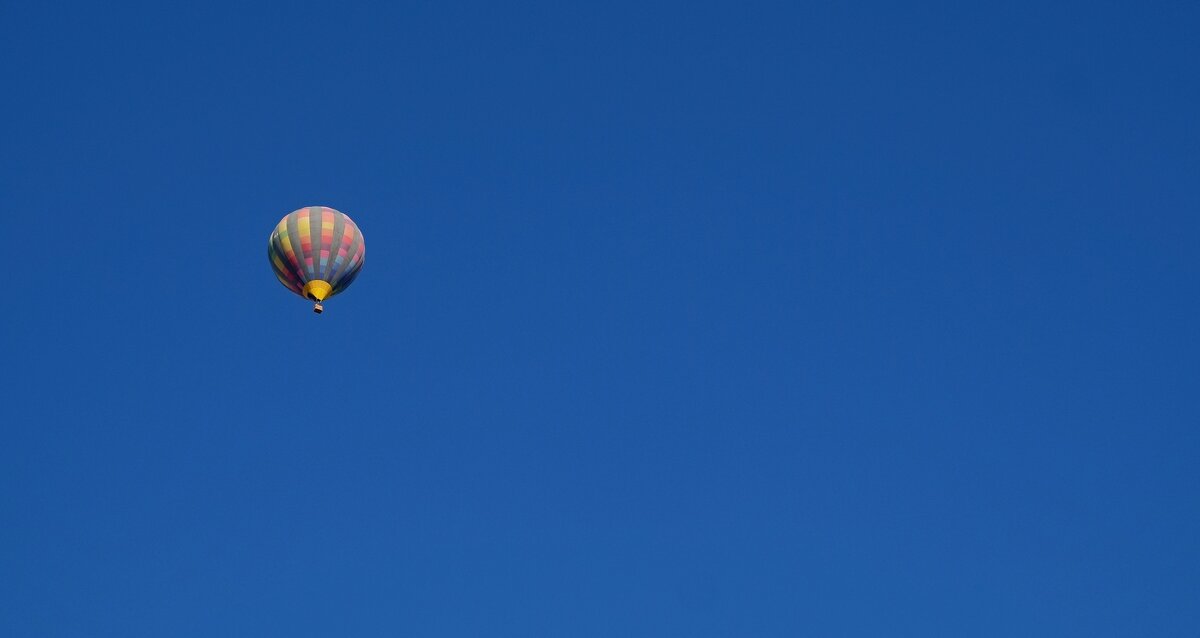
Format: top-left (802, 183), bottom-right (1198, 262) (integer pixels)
top-left (267, 206), bottom-right (366, 313)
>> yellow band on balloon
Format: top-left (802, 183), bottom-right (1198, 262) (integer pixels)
top-left (303, 280), bottom-right (333, 301)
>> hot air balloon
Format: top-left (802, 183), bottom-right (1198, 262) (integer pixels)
top-left (267, 206), bottom-right (365, 313)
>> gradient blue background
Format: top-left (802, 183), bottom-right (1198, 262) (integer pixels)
top-left (2, 1), bottom-right (1198, 635)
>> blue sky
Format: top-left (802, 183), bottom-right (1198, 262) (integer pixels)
top-left (2, 1), bottom-right (1199, 635)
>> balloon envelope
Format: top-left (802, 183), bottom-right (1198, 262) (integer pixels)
top-left (267, 206), bottom-right (365, 305)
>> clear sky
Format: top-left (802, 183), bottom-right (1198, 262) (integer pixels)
top-left (2, 1), bottom-right (1198, 635)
